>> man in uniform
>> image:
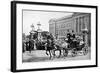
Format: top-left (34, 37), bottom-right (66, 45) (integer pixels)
top-left (66, 29), bottom-right (71, 43)
top-left (70, 30), bottom-right (76, 48)
top-left (71, 30), bottom-right (76, 40)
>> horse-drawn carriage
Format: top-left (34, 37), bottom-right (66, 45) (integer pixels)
top-left (22, 31), bottom-right (89, 59)
top-left (54, 35), bottom-right (89, 57)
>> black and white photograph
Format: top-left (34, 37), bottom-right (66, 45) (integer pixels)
top-left (22, 10), bottom-right (91, 62)
top-left (11, 1), bottom-right (97, 72)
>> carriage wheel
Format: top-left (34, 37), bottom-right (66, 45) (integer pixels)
top-left (82, 46), bottom-right (88, 55)
top-left (71, 49), bottom-right (77, 57)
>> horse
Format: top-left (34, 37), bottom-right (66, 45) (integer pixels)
top-left (27, 39), bottom-right (36, 53)
top-left (52, 39), bottom-right (69, 57)
top-left (44, 38), bottom-right (56, 59)
top-left (42, 33), bottom-right (60, 59)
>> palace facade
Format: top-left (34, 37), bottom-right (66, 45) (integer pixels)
top-left (49, 13), bottom-right (91, 46)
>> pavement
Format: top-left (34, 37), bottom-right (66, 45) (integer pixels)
top-left (22, 48), bottom-right (91, 62)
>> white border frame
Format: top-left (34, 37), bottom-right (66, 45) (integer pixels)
top-left (16, 3), bottom-right (96, 70)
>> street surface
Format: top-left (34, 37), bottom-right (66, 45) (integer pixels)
top-left (22, 48), bottom-right (91, 62)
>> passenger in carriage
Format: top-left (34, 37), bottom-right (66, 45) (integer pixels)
top-left (71, 30), bottom-right (76, 40)
top-left (66, 29), bottom-right (71, 44)
top-left (79, 38), bottom-right (85, 49)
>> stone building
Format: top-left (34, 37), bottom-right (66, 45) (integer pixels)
top-left (49, 13), bottom-right (91, 46)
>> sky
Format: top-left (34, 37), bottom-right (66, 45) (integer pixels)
top-left (23, 10), bottom-right (73, 35)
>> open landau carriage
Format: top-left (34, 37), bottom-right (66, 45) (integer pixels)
top-left (54, 29), bottom-right (89, 58)
top-left (59, 36), bottom-right (89, 57)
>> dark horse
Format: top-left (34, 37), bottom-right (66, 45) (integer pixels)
top-left (44, 34), bottom-right (56, 59)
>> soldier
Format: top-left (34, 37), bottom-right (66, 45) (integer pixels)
top-left (71, 30), bottom-right (76, 48)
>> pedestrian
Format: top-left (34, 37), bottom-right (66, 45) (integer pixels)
top-left (22, 41), bottom-right (25, 53)
top-left (26, 41), bottom-right (29, 51)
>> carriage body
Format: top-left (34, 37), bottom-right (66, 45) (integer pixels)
top-left (55, 36), bottom-right (89, 57)
top-left (65, 38), bottom-right (89, 57)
